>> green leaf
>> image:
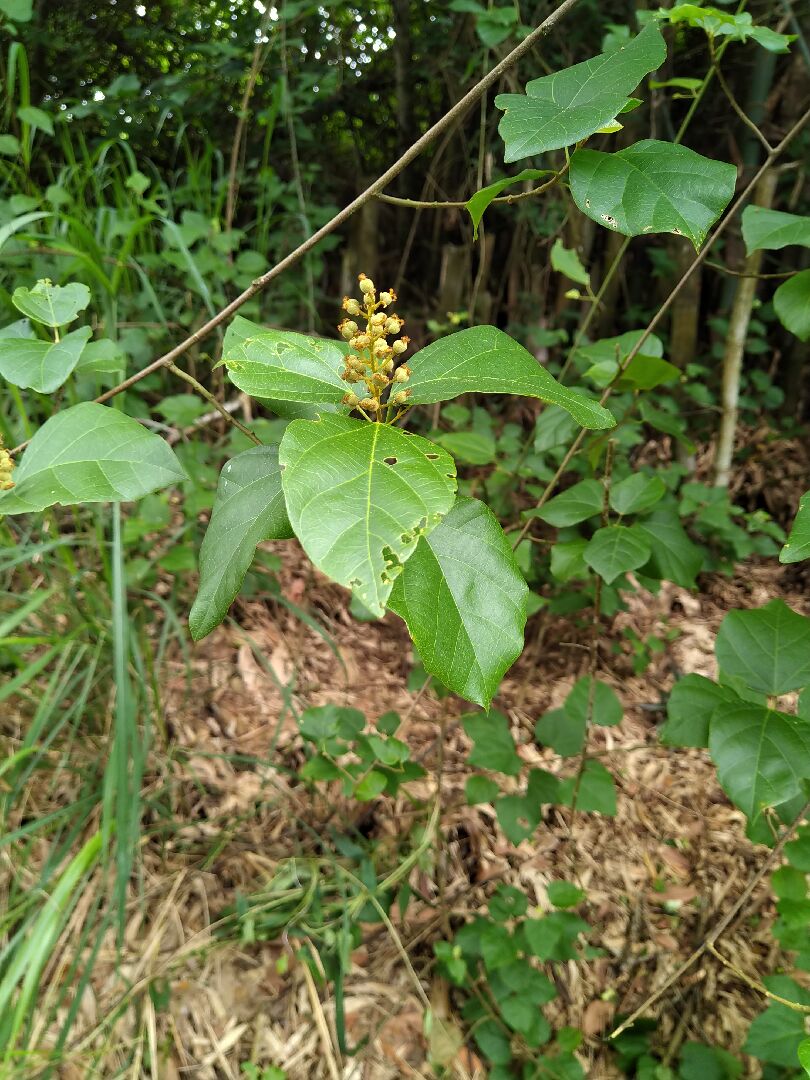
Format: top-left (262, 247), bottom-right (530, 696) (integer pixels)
top-left (774, 270), bottom-right (810, 342)
top-left (434, 430), bottom-right (496, 465)
top-left (550, 538), bottom-right (589, 582)
top-left (495, 23), bottom-right (666, 162)
top-left (0, 403), bottom-right (185, 515)
top-left (799, 1037), bottom-right (810, 1076)
top-left (709, 703), bottom-right (810, 825)
top-left (189, 447), bottom-right (294, 641)
top-left (279, 415), bottom-right (456, 617)
top-left (584, 524), bottom-right (651, 583)
top-left (535, 708), bottom-right (584, 757)
top-left (465, 168), bottom-right (548, 239)
top-left (0, 135), bottom-right (21, 156)
top-left (744, 977), bottom-right (810, 1066)
top-left (0, 0), bottom-right (33, 21)
top-left (566, 676), bottom-right (623, 727)
top-left (610, 473), bottom-right (666, 516)
top-left (389, 497), bottom-right (528, 708)
top-left (16, 105), bottom-right (54, 136)
top-left (354, 770), bottom-right (388, 801)
top-left (574, 329), bottom-right (664, 367)
top-left (678, 1042), bottom-right (742, 1080)
top-left (570, 141), bottom-right (737, 249)
top-left (407, 326), bottom-right (615, 430)
top-left (550, 239), bottom-right (590, 287)
top-left (715, 599), bottom-right (810, 696)
top-left (636, 508), bottom-right (704, 587)
top-left (660, 674), bottom-right (740, 748)
top-left (474, 1020), bottom-right (512, 1065)
top-left (0, 325), bottom-right (90, 393)
top-left (547, 881), bottom-right (585, 908)
top-left (742, 206), bottom-right (810, 255)
top-left (463, 711), bottom-right (522, 775)
top-left (558, 759), bottom-right (617, 815)
top-left (157, 394), bottom-right (209, 427)
top-left (75, 338), bottom-right (126, 376)
top-left (222, 315), bottom-right (347, 411)
top-left (781, 492), bottom-right (810, 564)
top-left (661, 6), bottom-right (795, 53)
top-left (466, 774), bottom-right (500, 803)
top-left (12, 281), bottom-right (90, 327)
top-left (536, 479), bottom-right (604, 527)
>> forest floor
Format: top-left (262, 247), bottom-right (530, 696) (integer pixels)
top-left (26, 539), bottom-right (809, 1080)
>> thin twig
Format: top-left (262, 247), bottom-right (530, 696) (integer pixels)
top-left (167, 363), bottom-right (261, 445)
top-left (707, 943), bottom-right (810, 1013)
top-left (377, 167), bottom-right (566, 210)
top-left (7, 0), bottom-right (582, 457)
top-left (710, 40), bottom-right (774, 155)
top-left (705, 260), bottom-right (795, 280)
top-left (610, 797), bottom-right (810, 1039)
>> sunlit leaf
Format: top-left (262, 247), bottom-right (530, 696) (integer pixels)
top-left (781, 492), bottom-right (810, 564)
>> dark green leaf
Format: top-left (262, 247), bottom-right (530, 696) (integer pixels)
top-left (537, 479), bottom-right (604, 527)
top-left (660, 674), bottom-right (740, 748)
top-left (774, 270), bottom-right (810, 342)
top-left (434, 430), bottom-right (496, 464)
top-left (715, 599), bottom-right (810, 695)
top-left (389, 497), bottom-right (528, 707)
top-left (781, 492), bottom-right (810, 564)
top-left (535, 707), bottom-right (584, 758)
top-left (558, 760), bottom-right (617, 815)
top-left (636, 509), bottom-right (704, 587)
top-left (550, 539), bottom-right (589, 582)
top-left (495, 24), bottom-right (665, 161)
top-left (566, 676), bottom-right (623, 727)
top-left (354, 770), bottom-right (388, 801)
top-left (407, 326), bottom-right (615, 430)
top-left (466, 775), bottom-right (500, 803)
top-left (744, 977), bottom-right (810, 1066)
top-left (584, 524), bottom-right (651, 583)
top-left (465, 168), bottom-right (548, 239)
top-left (610, 473), bottom-right (666, 516)
top-left (463, 712), bottom-right (522, 775)
top-left (279, 415), bottom-right (456, 617)
top-left (742, 206), bottom-right (810, 255)
top-left (189, 447), bottom-right (294, 641)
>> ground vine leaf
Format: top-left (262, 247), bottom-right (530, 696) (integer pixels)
top-left (279, 415), bottom-right (457, 617)
top-left (715, 599), bottom-right (810, 696)
top-left (389, 496), bottom-right (528, 707)
top-left (495, 23), bottom-right (666, 162)
top-left (407, 326), bottom-right (615, 430)
top-left (0, 326), bottom-right (91, 393)
top-left (11, 280), bottom-right (90, 327)
top-left (0, 402), bottom-right (185, 515)
top-left (570, 141), bottom-right (737, 249)
top-left (189, 446), bottom-right (294, 641)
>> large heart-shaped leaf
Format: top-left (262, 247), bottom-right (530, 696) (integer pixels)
top-left (781, 492), bottom-right (810, 565)
top-left (569, 141), bottom-right (737, 249)
top-left (12, 280), bottom-right (90, 327)
top-left (583, 524), bottom-right (651, 583)
top-left (389, 497), bottom-right (528, 707)
top-left (715, 599), bottom-right (810, 696)
top-left (279, 415), bottom-right (457, 617)
top-left (742, 206), bottom-right (810, 255)
top-left (0, 402), bottom-right (185, 515)
top-left (495, 23), bottom-right (665, 162)
top-left (774, 270), bottom-right (810, 342)
top-left (660, 673), bottom-right (741, 748)
top-left (189, 446), bottom-right (294, 641)
top-left (710, 702), bottom-right (810, 825)
top-left (0, 325), bottom-right (91, 392)
top-left (222, 315), bottom-right (347, 412)
top-left (407, 326), bottom-right (615, 430)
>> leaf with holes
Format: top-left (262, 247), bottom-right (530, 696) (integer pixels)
top-left (711, 704), bottom-right (810, 828)
top-left (781, 492), bottom-right (810, 564)
top-left (222, 315), bottom-right (348, 414)
top-left (279, 415), bottom-right (456, 617)
top-left (465, 168), bottom-right (549, 239)
top-left (0, 402), bottom-right (185, 515)
top-left (0, 326), bottom-right (91, 393)
top-left (742, 206), bottom-right (810, 255)
top-left (495, 23), bottom-right (665, 162)
top-left (407, 326), bottom-right (615, 430)
top-left (389, 497), bottom-right (528, 707)
top-left (189, 446), bottom-right (294, 642)
top-left (584, 524), bottom-right (651, 583)
top-left (12, 280), bottom-right (90, 327)
top-left (774, 270), bottom-right (810, 342)
top-left (570, 141), bottom-right (737, 249)
top-left (715, 599), bottom-right (810, 696)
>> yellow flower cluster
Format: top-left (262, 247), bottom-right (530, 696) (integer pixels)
top-left (0, 436), bottom-right (14, 492)
top-left (337, 274), bottom-right (412, 420)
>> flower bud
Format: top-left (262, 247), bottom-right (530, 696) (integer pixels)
top-left (392, 389), bottom-right (412, 405)
top-left (359, 397), bottom-right (379, 411)
top-left (0, 445), bottom-right (14, 491)
top-left (379, 291), bottom-right (394, 306)
top-left (392, 339), bottom-right (408, 355)
top-left (350, 333), bottom-right (371, 349)
top-left (370, 312), bottom-right (386, 327)
top-left (393, 366), bottom-right (410, 383)
top-left (371, 371), bottom-right (389, 387)
top-left (340, 320), bottom-right (358, 340)
top-left (343, 297), bottom-right (362, 316)
top-left (373, 339), bottom-right (391, 358)
top-left (342, 392), bottom-right (360, 407)
top-left (385, 317), bottom-right (403, 334)
top-left (359, 277), bottom-right (375, 295)
top-left (382, 358), bottom-right (395, 374)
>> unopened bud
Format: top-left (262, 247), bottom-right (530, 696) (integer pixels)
top-left (385, 317), bottom-right (403, 334)
top-left (393, 366), bottom-right (410, 383)
top-left (392, 389), bottom-right (412, 405)
top-left (343, 297), bottom-right (362, 316)
top-left (370, 312), bottom-right (386, 327)
top-left (350, 333), bottom-right (371, 349)
top-left (342, 392), bottom-right (360, 407)
top-left (373, 339), bottom-right (391, 358)
top-left (359, 277), bottom-right (375, 295)
top-left (0, 445), bottom-right (14, 491)
top-left (392, 339), bottom-right (408, 355)
top-left (371, 371), bottom-right (388, 387)
top-left (340, 320), bottom-right (358, 340)
top-left (382, 358), bottom-right (395, 374)
top-left (379, 291), bottom-right (394, 306)
top-left (359, 396), bottom-right (379, 411)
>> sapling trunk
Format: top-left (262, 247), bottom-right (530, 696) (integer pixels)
top-left (713, 169), bottom-right (778, 488)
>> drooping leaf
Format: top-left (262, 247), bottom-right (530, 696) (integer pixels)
top-left (774, 270), bottom-right (810, 342)
top-left (636, 508), bottom-right (704, 587)
top-left (550, 239), bottom-right (590, 287)
top-left (715, 599), bottom-right (810, 696)
top-left (609, 473), bottom-right (666, 516)
top-left (660, 674), bottom-right (740, 748)
top-left (222, 315), bottom-right (347, 412)
top-left (389, 497), bottom-right (528, 708)
top-left (660, 6), bottom-right (795, 54)
top-left (583, 524), bottom-right (651, 583)
top-left (535, 479), bottom-right (604, 527)
top-left (710, 703), bottom-right (810, 825)
top-left (0, 326), bottom-right (91, 393)
top-left (279, 415), bottom-right (456, 617)
top-left (407, 326), bottom-right (615, 430)
top-left (569, 141), bottom-right (737, 249)
top-left (463, 711), bottom-right (522, 776)
top-left (465, 168), bottom-right (548, 239)
top-left (781, 492), bottom-right (810, 564)
top-left (0, 402), bottom-right (185, 515)
top-left (12, 280), bottom-right (90, 327)
top-left (742, 206), bottom-right (810, 255)
top-left (189, 446), bottom-right (294, 641)
top-left (495, 23), bottom-right (666, 162)
top-left (16, 105), bottom-right (54, 136)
